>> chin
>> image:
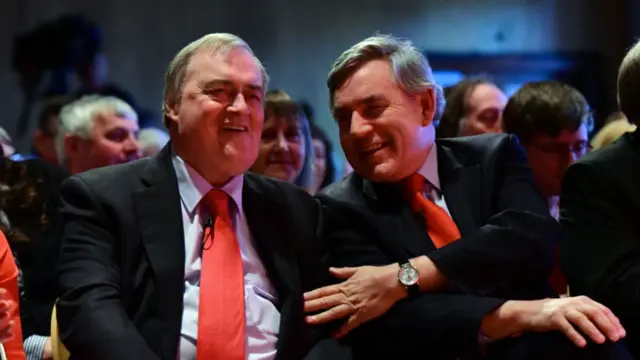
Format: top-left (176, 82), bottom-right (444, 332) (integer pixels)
top-left (359, 161), bottom-right (402, 182)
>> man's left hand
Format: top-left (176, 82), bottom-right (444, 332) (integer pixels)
top-left (304, 264), bottom-right (406, 338)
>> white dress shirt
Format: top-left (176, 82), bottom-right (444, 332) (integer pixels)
top-left (417, 145), bottom-right (452, 215)
top-left (172, 154), bottom-right (280, 360)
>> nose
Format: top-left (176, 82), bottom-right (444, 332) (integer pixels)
top-left (350, 112), bottom-right (372, 138)
top-left (275, 133), bottom-right (290, 151)
top-left (228, 93), bottom-right (249, 114)
top-left (124, 134), bottom-right (141, 159)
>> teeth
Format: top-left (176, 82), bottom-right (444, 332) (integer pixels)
top-left (223, 125), bottom-right (247, 131)
top-left (365, 143), bottom-right (385, 152)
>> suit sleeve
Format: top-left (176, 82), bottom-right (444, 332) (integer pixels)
top-left (56, 176), bottom-right (159, 360)
top-left (319, 199), bottom-right (505, 353)
top-left (428, 135), bottom-right (558, 296)
top-left (560, 161), bottom-right (640, 333)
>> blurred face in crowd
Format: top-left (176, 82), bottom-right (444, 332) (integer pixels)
top-left (312, 138), bottom-right (327, 188)
top-left (524, 123), bottom-right (589, 197)
top-left (332, 59), bottom-right (436, 182)
top-left (459, 83), bottom-right (507, 136)
top-left (65, 111), bottom-right (140, 174)
top-left (252, 115), bottom-right (306, 183)
top-left (166, 47), bottom-right (264, 185)
top-left (34, 115), bottom-right (59, 164)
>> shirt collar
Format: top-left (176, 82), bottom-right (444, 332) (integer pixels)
top-left (171, 151), bottom-right (244, 215)
top-left (417, 144), bottom-right (440, 191)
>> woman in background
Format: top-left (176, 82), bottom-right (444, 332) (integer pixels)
top-left (309, 123), bottom-right (339, 194)
top-left (251, 90), bottom-right (314, 192)
top-left (591, 112), bottom-right (637, 150)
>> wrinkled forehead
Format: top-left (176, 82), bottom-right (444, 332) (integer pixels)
top-left (186, 47), bottom-right (264, 89)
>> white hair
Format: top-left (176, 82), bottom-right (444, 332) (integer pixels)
top-left (138, 127), bottom-right (169, 153)
top-left (327, 34), bottom-right (445, 125)
top-left (55, 95), bottom-right (137, 164)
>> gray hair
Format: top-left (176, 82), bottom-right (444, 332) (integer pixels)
top-left (327, 34), bottom-right (445, 125)
top-left (162, 33), bottom-right (269, 127)
top-left (56, 95), bottom-right (137, 164)
top-left (618, 40), bottom-right (640, 125)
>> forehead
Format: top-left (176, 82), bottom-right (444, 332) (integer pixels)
top-left (468, 83), bottom-right (507, 108)
top-left (536, 123), bottom-right (589, 143)
top-left (93, 111), bottom-right (139, 129)
top-left (264, 114), bottom-right (302, 128)
top-left (334, 59), bottom-right (399, 107)
top-left (185, 47), bottom-right (263, 88)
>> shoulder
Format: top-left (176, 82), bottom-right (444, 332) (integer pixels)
top-left (437, 133), bottom-right (520, 158)
top-left (245, 172), bottom-right (317, 207)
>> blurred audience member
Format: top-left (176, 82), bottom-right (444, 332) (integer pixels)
top-left (138, 127), bottom-right (169, 157)
top-left (0, 231), bottom-right (26, 360)
top-left (309, 123), bottom-right (338, 194)
top-left (251, 89), bottom-right (314, 192)
top-left (56, 95), bottom-right (140, 175)
top-left (590, 112), bottom-right (636, 150)
top-left (32, 97), bottom-right (70, 165)
top-left (561, 39), bottom-right (640, 359)
top-left (438, 77), bottom-right (507, 138)
top-left (502, 81), bottom-right (593, 296)
top-left (503, 81), bottom-right (593, 219)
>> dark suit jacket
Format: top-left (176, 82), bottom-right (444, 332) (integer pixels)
top-left (316, 134), bottom-right (560, 359)
top-left (56, 146), bottom-right (331, 360)
top-left (560, 130), bottom-right (640, 358)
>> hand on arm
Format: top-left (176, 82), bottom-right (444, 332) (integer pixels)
top-left (480, 296), bottom-right (626, 347)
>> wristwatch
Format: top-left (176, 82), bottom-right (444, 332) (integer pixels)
top-left (397, 261), bottom-right (420, 297)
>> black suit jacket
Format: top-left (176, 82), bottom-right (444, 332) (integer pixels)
top-left (317, 134), bottom-right (560, 359)
top-left (56, 146), bottom-right (331, 360)
top-left (560, 130), bottom-right (640, 358)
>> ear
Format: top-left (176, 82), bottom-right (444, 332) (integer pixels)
top-left (64, 134), bottom-right (80, 160)
top-left (419, 87), bottom-right (436, 127)
top-left (164, 99), bottom-right (180, 126)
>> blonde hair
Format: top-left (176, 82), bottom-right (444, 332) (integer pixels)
top-left (162, 33), bottom-right (269, 127)
top-left (591, 118), bottom-right (636, 150)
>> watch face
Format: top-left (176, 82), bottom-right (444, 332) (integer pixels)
top-left (399, 266), bottom-right (419, 286)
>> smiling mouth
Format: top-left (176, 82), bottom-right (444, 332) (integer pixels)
top-left (222, 125), bottom-right (248, 132)
top-left (362, 142), bottom-right (388, 155)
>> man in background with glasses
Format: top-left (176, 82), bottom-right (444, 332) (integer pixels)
top-left (502, 80), bottom-right (593, 220)
top-left (502, 80), bottom-right (592, 296)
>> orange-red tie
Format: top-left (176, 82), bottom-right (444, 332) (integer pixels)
top-left (405, 174), bottom-right (461, 248)
top-left (197, 190), bottom-right (245, 360)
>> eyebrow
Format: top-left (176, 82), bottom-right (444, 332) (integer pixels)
top-left (334, 95), bottom-right (385, 114)
top-left (202, 79), bottom-right (263, 92)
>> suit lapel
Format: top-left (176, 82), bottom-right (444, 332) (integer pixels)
top-left (242, 174), bottom-right (296, 308)
top-left (132, 145), bottom-right (185, 351)
top-left (437, 143), bottom-right (481, 236)
top-left (362, 179), bottom-right (434, 259)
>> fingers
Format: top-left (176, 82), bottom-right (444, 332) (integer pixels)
top-left (304, 293), bottom-right (346, 313)
top-left (306, 304), bottom-right (353, 325)
top-left (593, 302), bottom-right (626, 338)
top-left (329, 267), bottom-right (359, 279)
top-left (565, 308), bottom-right (606, 344)
top-left (304, 285), bottom-right (340, 301)
top-left (557, 313), bottom-right (588, 347)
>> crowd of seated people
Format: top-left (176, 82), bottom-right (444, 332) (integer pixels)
top-left (1, 29), bottom-right (640, 360)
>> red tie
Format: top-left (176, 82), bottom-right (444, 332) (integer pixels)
top-left (405, 174), bottom-right (461, 248)
top-left (197, 190), bottom-right (245, 360)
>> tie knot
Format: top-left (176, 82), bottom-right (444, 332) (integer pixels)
top-left (405, 173), bottom-right (425, 195)
top-left (203, 189), bottom-right (230, 218)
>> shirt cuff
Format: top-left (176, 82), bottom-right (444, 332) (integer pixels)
top-left (24, 335), bottom-right (48, 360)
